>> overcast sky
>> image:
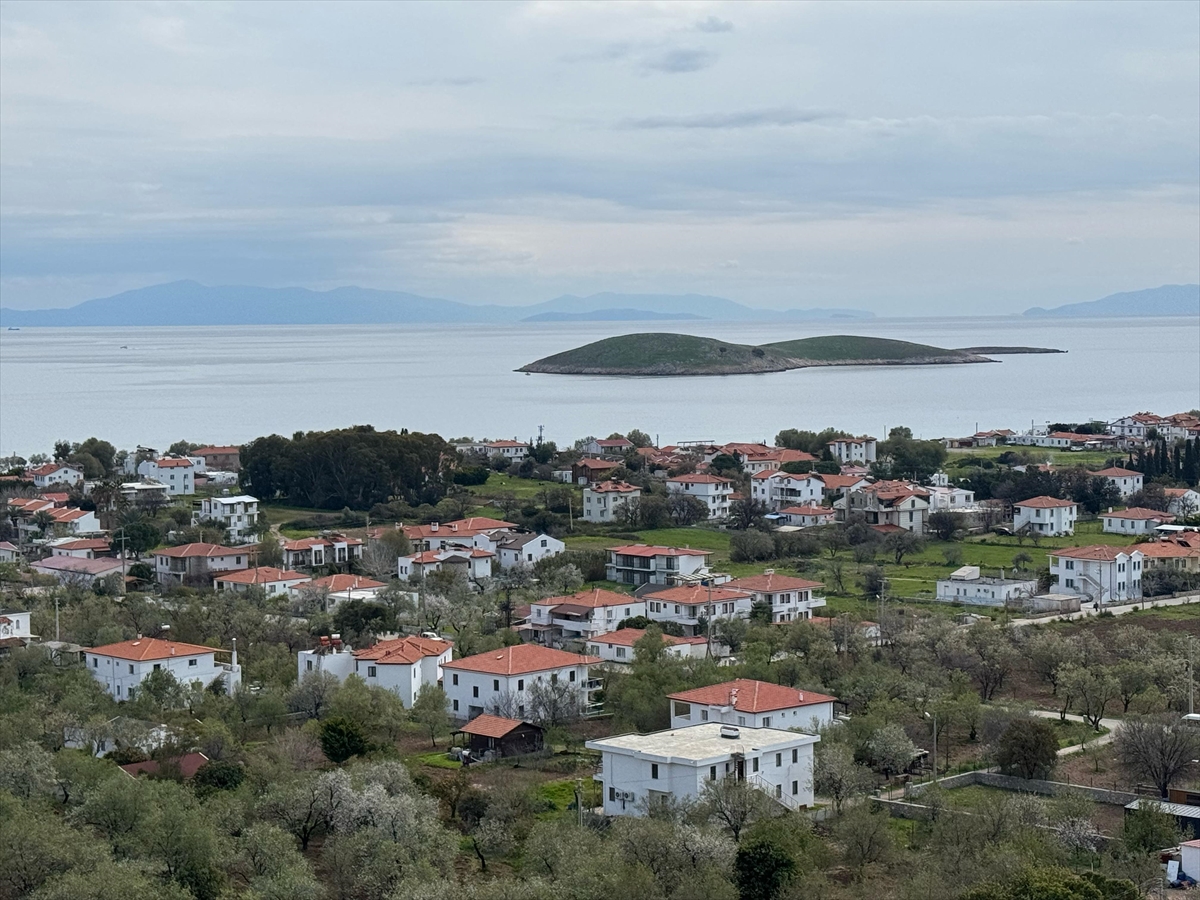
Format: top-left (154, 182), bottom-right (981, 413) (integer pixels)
top-left (1, 1), bottom-right (1197, 313)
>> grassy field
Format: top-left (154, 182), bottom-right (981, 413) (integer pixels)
top-left (464, 473), bottom-right (577, 503)
top-left (764, 334), bottom-right (969, 361)
top-left (946, 447), bottom-right (1119, 469)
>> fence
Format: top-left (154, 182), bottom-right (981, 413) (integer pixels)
top-left (904, 770), bottom-right (1136, 806)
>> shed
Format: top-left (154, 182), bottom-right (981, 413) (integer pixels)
top-left (456, 715), bottom-right (544, 758)
top-left (1183, 839), bottom-right (1200, 880)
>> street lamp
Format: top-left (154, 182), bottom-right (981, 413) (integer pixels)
top-left (924, 710), bottom-right (937, 781)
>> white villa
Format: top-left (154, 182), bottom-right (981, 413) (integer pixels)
top-left (192, 495), bottom-right (260, 542)
top-left (776, 505), bottom-right (836, 528)
top-left (827, 436), bottom-right (877, 465)
top-left (397, 547), bottom-right (495, 582)
top-left (136, 457), bottom-right (196, 495)
top-left (1049, 545), bottom-right (1144, 605)
top-left (588, 723), bottom-right (819, 816)
top-left (27, 463), bottom-right (84, 488)
top-left (1093, 467), bottom-right (1144, 498)
top-left (86, 637), bottom-right (240, 700)
top-left (668, 678), bottom-right (837, 730)
top-left (298, 636), bottom-right (453, 708)
top-left (606, 545), bottom-right (712, 587)
top-left (642, 583), bottom-right (754, 635)
top-left (495, 532), bottom-right (565, 569)
top-left (839, 481), bottom-right (930, 534)
top-left (151, 543), bottom-right (249, 585)
top-left (665, 474), bottom-right (734, 519)
top-left (402, 518), bottom-right (517, 552)
top-left (442, 644), bottom-right (600, 721)
top-left (586, 628), bottom-right (708, 663)
top-left (1101, 507), bottom-right (1175, 535)
top-left (725, 572), bottom-right (826, 624)
top-left (582, 482), bottom-right (641, 523)
top-left (526, 588), bottom-right (645, 647)
top-left (485, 440), bottom-right (530, 460)
top-left (750, 470), bottom-right (824, 510)
top-left (1013, 496), bottom-right (1078, 536)
top-left (213, 566), bottom-right (308, 595)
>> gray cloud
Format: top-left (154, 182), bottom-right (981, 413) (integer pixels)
top-left (624, 107), bottom-right (840, 129)
top-left (640, 48), bottom-right (717, 74)
top-left (695, 16), bottom-right (734, 33)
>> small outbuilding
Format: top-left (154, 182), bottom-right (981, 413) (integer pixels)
top-left (456, 715), bottom-right (544, 759)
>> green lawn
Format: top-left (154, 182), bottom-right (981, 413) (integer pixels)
top-left (946, 447), bottom-right (1118, 469)
top-left (465, 473), bottom-right (574, 502)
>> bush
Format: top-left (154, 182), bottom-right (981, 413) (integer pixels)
top-left (731, 530), bottom-right (776, 563)
top-left (452, 466), bottom-right (491, 486)
top-left (191, 760), bottom-right (245, 797)
top-left (319, 717), bottom-right (371, 765)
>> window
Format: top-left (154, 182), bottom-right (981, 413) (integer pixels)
top-left (92, 658), bottom-right (98, 668)
top-left (518, 679), bottom-right (524, 691)
top-left (651, 764), bottom-right (659, 780)
top-left (776, 753), bottom-right (782, 767)
top-left (762, 716), bottom-right (771, 727)
top-left (453, 700), bottom-right (459, 711)
top-left (792, 748), bottom-right (798, 764)
top-left (128, 664), bottom-right (134, 674)
top-left (569, 670), bottom-right (576, 682)
top-left (737, 716), bottom-right (745, 726)
top-left (710, 766), bottom-right (717, 780)
top-left (700, 709), bottom-right (709, 721)
top-left (473, 686), bottom-right (479, 698)
top-left (367, 666), bottom-right (377, 678)
top-left (751, 758), bottom-right (759, 773)
top-left (775, 784), bottom-right (782, 798)
top-left (452, 674), bottom-right (459, 685)
top-left (153, 663), bottom-right (161, 671)
top-left (616, 647), bottom-right (626, 658)
top-left (609, 787), bottom-right (617, 801)
top-left (551, 673), bottom-right (558, 684)
top-left (493, 679), bottom-right (500, 692)
top-left (792, 780), bottom-right (799, 795)
top-left (188, 659), bottom-right (197, 667)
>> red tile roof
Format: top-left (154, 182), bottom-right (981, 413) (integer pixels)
top-left (1053, 545), bottom-right (1141, 561)
top-left (403, 518), bottom-right (515, 540)
top-left (458, 714), bottom-right (527, 738)
top-left (1094, 467), bottom-right (1141, 477)
top-left (213, 566), bottom-right (307, 585)
top-left (668, 678), bottom-right (836, 713)
top-left (641, 584), bottom-right (751, 604)
top-left (575, 458), bottom-right (620, 470)
top-left (88, 637), bottom-right (219, 661)
top-left (305, 574), bottom-right (386, 592)
top-left (1103, 507), bottom-right (1175, 521)
top-left (153, 457), bottom-right (194, 468)
top-left (668, 474), bottom-right (731, 485)
top-left (535, 588), bottom-right (635, 610)
top-left (815, 474), bottom-right (865, 490)
top-left (282, 534), bottom-right (364, 550)
top-left (192, 446), bottom-right (240, 455)
top-left (591, 628), bottom-right (707, 648)
top-left (609, 544), bottom-right (710, 558)
top-left (486, 440), bottom-right (529, 448)
top-left (354, 636), bottom-right (452, 664)
top-left (120, 752), bottom-right (210, 780)
top-left (443, 644), bottom-right (600, 676)
top-left (1015, 496), bottom-right (1076, 509)
top-left (152, 542), bottom-right (242, 558)
top-left (52, 538), bottom-right (110, 550)
top-left (588, 481), bottom-right (640, 494)
top-left (726, 573), bottom-right (823, 593)
top-left (779, 505), bottom-right (834, 517)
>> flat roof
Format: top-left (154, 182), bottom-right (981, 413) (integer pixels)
top-left (586, 722), bottom-right (817, 765)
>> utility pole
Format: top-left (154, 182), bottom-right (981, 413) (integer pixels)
top-left (119, 526), bottom-right (128, 596)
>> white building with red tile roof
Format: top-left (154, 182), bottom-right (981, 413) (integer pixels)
top-left (725, 572), bottom-right (826, 624)
top-left (495, 532), bottom-right (565, 570)
top-left (1048, 545), bottom-right (1144, 604)
top-left (1101, 507), bottom-right (1175, 535)
top-left (741, 448), bottom-right (818, 475)
top-left (839, 481), bottom-right (930, 534)
top-left (606, 545), bottom-right (712, 587)
top-left (26, 463), bottom-right (84, 488)
top-left (666, 473), bottom-right (734, 519)
top-left (777, 505), bottom-right (837, 528)
top-left (192, 495), bottom-right (260, 542)
top-left (585, 628), bottom-right (708, 663)
top-left (442, 644), bottom-right (601, 720)
top-left (1013, 496), bottom-right (1078, 536)
top-left (48, 537), bottom-right (112, 558)
top-left (1165, 488), bottom-right (1200, 517)
top-left (31, 555), bottom-right (125, 586)
top-left (581, 436), bottom-right (635, 457)
top-left (14, 503), bottom-right (102, 539)
top-left (526, 588), bottom-right (644, 646)
top-left (0, 542), bottom-right (18, 563)
top-left (191, 445), bottom-right (241, 472)
top-left (298, 635), bottom-right (453, 706)
top-left (282, 533), bottom-right (364, 570)
top-left (86, 636), bottom-right (240, 700)
top-left (827, 436), bottom-right (877, 465)
top-left (402, 517), bottom-right (517, 551)
top-left (641, 583), bottom-right (753, 635)
top-left (751, 470), bottom-right (825, 510)
top-left (1093, 467), bottom-right (1144, 498)
top-left (486, 440), bottom-right (530, 460)
top-left (136, 456), bottom-right (196, 495)
top-left (213, 566), bottom-right (308, 595)
top-left (582, 481), bottom-right (641, 523)
top-left (668, 678), bottom-right (837, 730)
top-left (151, 543), bottom-right (249, 585)
top-left (397, 547), bottom-right (495, 583)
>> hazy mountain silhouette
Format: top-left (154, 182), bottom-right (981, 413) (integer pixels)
top-left (1024, 284), bottom-right (1199, 318)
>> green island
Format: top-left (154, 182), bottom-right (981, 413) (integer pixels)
top-left (518, 332), bottom-right (1013, 376)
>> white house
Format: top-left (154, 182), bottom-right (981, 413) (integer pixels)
top-left (839, 481), bottom-right (930, 534)
top-left (0, 609), bottom-right (33, 640)
top-left (587, 723), bottom-right (819, 816)
top-left (750, 470), bottom-right (824, 510)
top-left (151, 543), bottom-right (249, 585)
top-left (48, 537), bottom-right (111, 558)
top-left (27, 463), bottom-right (84, 488)
top-left (1049, 545), bottom-right (1144, 605)
top-left (526, 588), bottom-right (645, 647)
top-left (666, 474), bottom-right (734, 519)
top-left (642, 584), bottom-right (753, 635)
top-left (1013, 496), bottom-right (1078, 536)
top-left (1108, 413), bottom-right (1163, 440)
top-left (402, 518), bottom-right (517, 552)
top-left (777, 505), bottom-right (836, 528)
top-left (120, 481), bottom-right (172, 508)
top-left (485, 440), bottom-right (530, 461)
top-left (85, 637), bottom-right (240, 701)
top-left (814, 473), bottom-right (871, 500)
top-left (582, 482), bottom-right (642, 523)
top-left (586, 628), bottom-right (708, 663)
top-left (0, 542), bottom-right (18, 563)
top-left (282, 534), bottom-right (364, 570)
top-left (213, 566), bottom-right (308, 595)
top-left (298, 636), bottom-right (456, 708)
top-left (136, 457), bottom-right (196, 495)
top-left (581, 437), bottom-right (634, 457)
top-left (442, 644), bottom-right (600, 721)
top-left (1093, 467), bottom-right (1144, 498)
top-left (23, 506), bottom-right (103, 539)
top-left (1165, 488), bottom-right (1200, 518)
top-left (725, 572), bottom-right (826, 624)
top-left (1181, 839), bottom-right (1200, 882)
top-left (292, 574), bottom-right (388, 611)
top-left (606, 545), bottom-right (712, 587)
top-left (827, 436), bottom-right (877, 465)
top-left (397, 547), bottom-right (495, 582)
top-left (1101, 507), bottom-right (1175, 535)
top-left (935, 566), bottom-right (1038, 607)
top-left (192, 495), bottom-right (260, 542)
top-left (495, 532), bottom-right (564, 570)
top-left (741, 448), bottom-right (818, 475)
top-left (924, 485), bottom-right (976, 511)
top-left (668, 679), bottom-right (837, 731)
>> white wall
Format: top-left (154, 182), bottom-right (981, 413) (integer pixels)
top-left (445, 663), bottom-right (588, 720)
top-left (87, 650), bottom-right (236, 700)
top-left (669, 701), bottom-right (833, 731)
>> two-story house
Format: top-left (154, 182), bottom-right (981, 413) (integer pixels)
top-left (827, 436), bottom-right (877, 465)
top-left (1101, 507), bottom-right (1175, 535)
top-left (213, 566), bottom-right (308, 595)
top-left (582, 481), bottom-right (642, 523)
top-left (27, 463), bottom-right (84, 488)
top-left (191, 445), bottom-right (241, 472)
top-left (588, 723), bottom-right (819, 816)
top-left (641, 583), bottom-right (753, 635)
top-left (151, 543), bottom-right (249, 585)
top-left (839, 481), bottom-right (930, 534)
top-left (298, 636), bottom-right (454, 707)
top-left (495, 532), bottom-right (565, 569)
top-left (526, 588), bottom-right (644, 647)
top-left (668, 678), bottom-right (837, 730)
top-left (1049, 545), bottom-right (1144, 605)
top-left (725, 572), bottom-right (826, 624)
top-left (442, 644), bottom-right (600, 721)
top-left (136, 457), bottom-right (196, 495)
top-left (397, 547), bottom-right (495, 582)
top-left (486, 440), bottom-right (530, 461)
top-left (402, 518), bottom-right (517, 552)
top-left (581, 436), bottom-right (635, 457)
top-left (777, 505), bottom-right (836, 528)
top-left (1013, 496), bottom-right (1078, 536)
top-left (586, 628), bottom-right (708, 663)
top-left (750, 470), bottom-right (824, 511)
top-left (86, 637), bottom-right (240, 700)
top-left (282, 533), bottom-right (364, 570)
top-left (665, 474), bottom-right (734, 519)
top-left (606, 545), bottom-right (712, 587)
top-left (1093, 467), bottom-right (1144, 498)
top-left (741, 448), bottom-right (818, 475)
top-left (192, 495), bottom-right (260, 542)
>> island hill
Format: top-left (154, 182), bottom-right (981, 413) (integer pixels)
top-left (517, 333), bottom-right (1055, 376)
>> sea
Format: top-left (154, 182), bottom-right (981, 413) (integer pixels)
top-left (1, 316), bottom-right (1197, 455)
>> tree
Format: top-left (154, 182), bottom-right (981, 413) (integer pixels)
top-left (700, 776), bottom-right (772, 843)
top-left (813, 744), bottom-right (872, 813)
top-left (528, 677), bottom-right (582, 726)
top-left (1115, 716), bottom-right (1200, 797)
top-left (962, 868), bottom-right (1138, 900)
top-left (860, 566), bottom-right (885, 600)
top-left (627, 429), bottom-right (653, 448)
top-left (735, 838), bottom-right (796, 900)
top-left (882, 529), bottom-right (924, 565)
top-left (835, 805), bottom-right (894, 878)
top-left (410, 686), bottom-right (451, 748)
top-left (729, 498), bottom-right (768, 531)
top-left (1059, 665), bottom-right (1119, 730)
top-left (730, 530), bottom-right (775, 563)
top-left (319, 717), bottom-right (370, 764)
top-left (668, 493), bottom-right (709, 526)
top-left (965, 619), bottom-right (1017, 701)
top-left (927, 510), bottom-right (962, 541)
top-left (287, 671), bottom-right (340, 720)
top-left (865, 723), bottom-right (917, 776)
top-left (995, 717), bottom-right (1058, 780)
top-left (191, 759), bottom-right (245, 797)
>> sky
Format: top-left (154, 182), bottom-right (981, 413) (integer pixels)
top-left (1, 0), bottom-right (1198, 314)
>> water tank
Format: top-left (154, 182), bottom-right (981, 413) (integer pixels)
top-left (719, 725), bottom-right (740, 740)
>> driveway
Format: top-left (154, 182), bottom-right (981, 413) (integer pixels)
top-left (1009, 592), bottom-right (1200, 628)
top-left (1030, 709), bottom-right (1120, 756)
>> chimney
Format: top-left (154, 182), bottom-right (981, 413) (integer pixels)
top-left (231, 637), bottom-right (238, 668)
top-left (431, 522), bottom-right (439, 532)
top-left (1108, 507), bottom-right (1113, 514)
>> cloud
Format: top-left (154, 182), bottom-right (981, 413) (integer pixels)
top-left (624, 107), bottom-right (839, 129)
top-left (695, 16), bottom-right (734, 33)
top-left (640, 48), bottom-right (717, 74)
top-left (406, 76), bottom-right (483, 87)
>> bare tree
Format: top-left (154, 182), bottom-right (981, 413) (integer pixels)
top-left (527, 678), bottom-right (582, 727)
top-left (699, 775), bottom-right (773, 843)
top-left (1115, 716), bottom-right (1200, 797)
top-left (288, 671), bottom-right (340, 720)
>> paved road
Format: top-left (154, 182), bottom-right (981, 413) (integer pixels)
top-left (1029, 710), bottom-right (1120, 756)
top-left (1008, 592), bottom-right (1200, 627)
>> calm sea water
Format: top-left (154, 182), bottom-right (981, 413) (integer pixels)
top-left (1, 317), bottom-right (1197, 455)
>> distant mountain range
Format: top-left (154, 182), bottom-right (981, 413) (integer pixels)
top-left (1024, 284), bottom-right (1199, 318)
top-left (0, 282), bottom-right (874, 327)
